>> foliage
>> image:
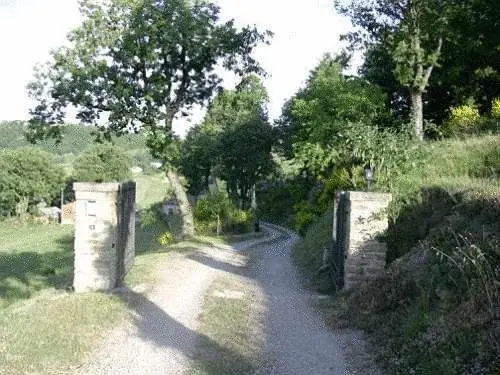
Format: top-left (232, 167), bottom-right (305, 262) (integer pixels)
top-left (194, 191), bottom-right (254, 235)
top-left (158, 231), bottom-right (175, 246)
top-left (492, 98), bottom-right (500, 119)
top-left (73, 143), bottom-right (131, 182)
top-left (355, 0), bottom-right (500, 134)
top-left (278, 54), bottom-right (389, 176)
top-left (194, 192), bottom-right (233, 223)
top-left (178, 125), bottom-right (216, 196)
top-left (291, 210), bottom-right (334, 293)
top-left (0, 148), bottom-right (64, 217)
top-left (27, 0), bottom-right (271, 238)
top-left (27, 0), bottom-right (270, 147)
top-left (442, 103), bottom-right (481, 136)
top-left (336, 0), bottom-right (449, 139)
top-left (182, 75), bottom-right (275, 209)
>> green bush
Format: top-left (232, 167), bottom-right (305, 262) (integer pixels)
top-left (0, 148), bottom-right (64, 217)
top-left (194, 191), bottom-right (254, 235)
top-left (442, 103), bottom-right (482, 136)
top-left (491, 98), bottom-right (500, 119)
top-left (292, 210), bottom-right (334, 292)
top-left (226, 208), bottom-right (254, 234)
top-left (73, 143), bottom-right (131, 182)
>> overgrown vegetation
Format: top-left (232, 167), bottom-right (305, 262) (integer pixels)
top-left (194, 192), bottom-right (255, 236)
top-left (292, 134), bottom-right (499, 373)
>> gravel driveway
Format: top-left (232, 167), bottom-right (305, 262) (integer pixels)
top-left (76, 224), bottom-right (379, 375)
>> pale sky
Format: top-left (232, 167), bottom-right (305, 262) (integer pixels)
top-left (0, 0), bottom-right (357, 136)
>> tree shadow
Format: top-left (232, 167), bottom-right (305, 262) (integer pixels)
top-left (186, 251), bottom-right (247, 276)
top-left (113, 287), bottom-right (254, 373)
top-left (0, 232), bottom-right (74, 305)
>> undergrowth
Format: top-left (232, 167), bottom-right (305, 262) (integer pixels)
top-left (292, 134), bottom-right (500, 373)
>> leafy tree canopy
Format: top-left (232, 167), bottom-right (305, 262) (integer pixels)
top-left (28, 0), bottom-right (271, 153)
top-left (27, 0), bottom-right (271, 237)
top-left (277, 54), bottom-right (389, 176)
top-left (180, 75), bottom-right (275, 209)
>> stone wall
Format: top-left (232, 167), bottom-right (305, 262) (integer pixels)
top-left (73, 182), bottom-right (136, 292)
top-left (333, 191), bottom-right (392, 290)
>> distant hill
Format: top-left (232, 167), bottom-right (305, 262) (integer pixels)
top-left (0, 121), bottom-right (147, 155)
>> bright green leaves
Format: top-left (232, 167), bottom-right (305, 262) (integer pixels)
top-left (279, 54), bottom-right (389, 177)
top-left (73, 143), bottom-right (132, 183)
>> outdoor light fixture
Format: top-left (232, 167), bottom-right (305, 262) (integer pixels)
top-left (364, 167), bottom-right (375, 191)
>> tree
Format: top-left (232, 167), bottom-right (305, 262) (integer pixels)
top-left (0, 149), bottom-right (64, 217)
top-left (336, 0), bottom-right (448, 139)
top-left (178, 124), bottom-right (218, 196)
top-left (358, 0), bottom-right (500, 131)
top-left (199, 75), bottom-right (275, 209)
top-left (278, 54), bottom-right (389, 178)
top-left (73, 143), bottom-right (131, 182)
top-left (27, 0), bottom-right (271, 237)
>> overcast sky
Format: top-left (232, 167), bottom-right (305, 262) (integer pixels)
top-left (0, 0), bottom-right (356, 136)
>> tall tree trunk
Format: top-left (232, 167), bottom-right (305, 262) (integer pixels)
top-left (411, 89), bottom-right (424, 140)
top-left (167, 170), bottom-right (194, 238)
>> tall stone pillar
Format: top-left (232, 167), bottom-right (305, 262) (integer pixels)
top-left (332, 191), bottom-right (392, 290)
top-left (73, 182), bottom-right (135, 292)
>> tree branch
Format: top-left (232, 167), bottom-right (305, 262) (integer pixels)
top-left (421, 36), bottom-right (442, 91)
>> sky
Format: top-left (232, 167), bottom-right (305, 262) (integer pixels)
top-left (0, 0), bottom-right (357, 137)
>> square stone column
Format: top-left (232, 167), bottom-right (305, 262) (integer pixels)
top-left (73, 182), bottom-right (135, 292)
top-left (332, 191), bottom-right (392, 290)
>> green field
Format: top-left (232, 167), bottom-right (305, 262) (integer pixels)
top-left (0, 172), bottom-right (173, 374)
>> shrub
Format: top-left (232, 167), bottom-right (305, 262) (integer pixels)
top-left (443, 103), bottom-right (481, 136)
top-left (158, 231), bottom-right (175, 246)
top-left (491, 98), bottom-right (500, 119)
top-left (0, 148), bottom-right (64, 217)
top-left (225, 208), bottom-right (254, 234)
top-left (194, 191), bottom-right (254, 235)
top-left (73, 143), bottom-right (131, 182)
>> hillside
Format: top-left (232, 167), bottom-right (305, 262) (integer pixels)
top-left (0, 121), bottom-right (146, 156)
top-left (293, 134), bottom-right (500, 374)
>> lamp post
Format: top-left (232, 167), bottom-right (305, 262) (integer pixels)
top-left (364, 167), bottom-right (375, 192)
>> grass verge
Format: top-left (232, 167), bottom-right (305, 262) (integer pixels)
top-left (190, 275), bottom-right (261, 375)
top-left (0, 291), bottom-right (126, 374)
top-left (0, 221), bottom-right (74, 307)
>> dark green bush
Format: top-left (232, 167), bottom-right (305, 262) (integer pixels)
top-left (73, 143), bottom-right (131, 182)
top-left (0, 148), bottom-right (64, 217)
top-left (194, 192), bottom-right (254, 235)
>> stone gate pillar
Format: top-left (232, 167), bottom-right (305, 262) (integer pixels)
top-left (73, 182), bottom-right (136, 292)
top-left (333, 191), bottom-right (392, 290)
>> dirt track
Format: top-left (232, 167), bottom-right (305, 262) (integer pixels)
top-left (77, 225), bottom-right (380, 374)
